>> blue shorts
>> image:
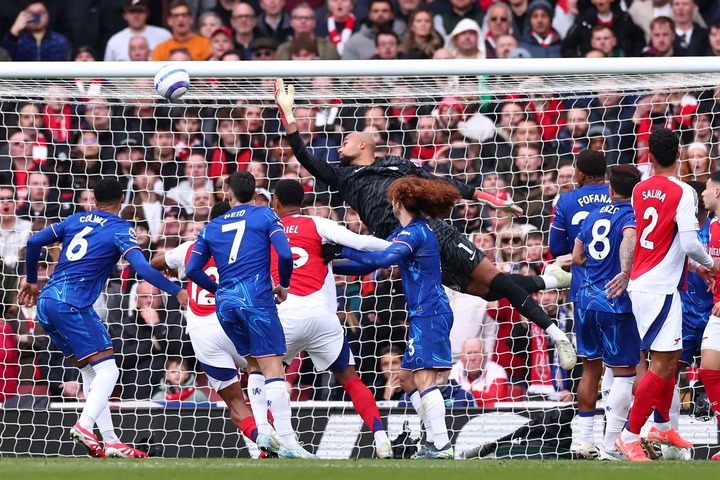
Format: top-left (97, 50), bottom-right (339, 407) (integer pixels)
top-left (401, 313), bottom-right (453, 371)
top-left (680, 313), bottom-right (709, 365)
top-left (36, 297), bottom-right (112, 360)
top-left (216, 305), bottom-right (286, 358)
top-left (581, 309), bottom-right (641, 367)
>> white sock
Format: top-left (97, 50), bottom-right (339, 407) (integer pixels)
top-left (540, 274), bottom-right (558, 289)
top-left (601, 368), bottom-right (614, 403)
top-left (670, 385), bottom-right (680, 430)
top-left (546, 324), bottom-right (568, 343)
top-left (410, 389), bottom-right (433, 443)
top-left (420, 388), bottom-right (450, 448)
top-left (620, 429), bottom-right (640, 443)
top-left (78, 359), bottom-right (119, 431)
top-left (265, 378), bottom-right (297, 447)
top-left (577, 412), bottom-right (595, 445)
top-left (80, 365), bottom-right (119, 444)
top-left (247, 371), bottom-right (272, 436)
top-left (603, 374), bottom-right (634, 451)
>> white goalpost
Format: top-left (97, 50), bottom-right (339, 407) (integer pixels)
top-left (0, 58), bottom-right (719, 459)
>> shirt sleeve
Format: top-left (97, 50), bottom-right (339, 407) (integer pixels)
top-left (165, 241), bottom-right (193, 271)
top-left (114, 223), bottom-right (141, 257)
top-left (392, 226), bottom-right (423, 252)
top-left (576, 218), bottom-right (589, 245)
top-left (620, 209), bottom-right (636, 231)
top-left (266, 208), bottom-right (285, 238)
top-left (313, 216), bottom-right (391, 251)
top-left (676, 184), bottom-right (700, 232)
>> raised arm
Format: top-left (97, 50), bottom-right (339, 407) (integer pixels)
top-left (275, 78), bottom-right (340, 188)
top-left (341, 242), bottom-right (412, 270)
top-left (125, 249), bottom-right (186, 306)
top-left (186, 236), bottom-right (219, 294)
top-left (314, 217), bottom-right (391, 252)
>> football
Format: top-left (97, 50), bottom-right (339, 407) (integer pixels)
top-left (661, 445), bottom-right (689, 460)
top-left (154, 65), bottom-right (190, 101)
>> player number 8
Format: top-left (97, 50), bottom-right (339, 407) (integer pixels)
top-left (587, 219), bottom-right (611, 261)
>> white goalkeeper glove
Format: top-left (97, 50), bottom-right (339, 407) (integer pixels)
top-left (274, 78), bottom-right (295, 126)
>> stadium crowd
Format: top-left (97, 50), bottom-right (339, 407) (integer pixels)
top-left (0, 0), bottom-right (719, 409)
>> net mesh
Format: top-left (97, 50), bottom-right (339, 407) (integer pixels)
top-left (1, 71), bottom-right (719, 458)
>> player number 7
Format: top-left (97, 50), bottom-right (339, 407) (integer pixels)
top-left (222, 220), bottom-right (246, 264)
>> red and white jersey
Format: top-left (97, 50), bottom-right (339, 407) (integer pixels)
top-left (628, 176), bottom-right (698, 294)
top-left (708, 218), bottom-right (720, 303)
top-left (270, 214), bottom-right (390, 315)
top-left (165, 240), bottom-right (219, 331)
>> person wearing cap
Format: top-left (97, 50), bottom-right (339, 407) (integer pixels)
top-left (151, 0), bottom-right (211, 61)
top-left (105, 0), bottom-right (172, 61)
top-left (444, 18), bottom-right (485, 59)
top-left (277, 3), bottom-right (340, 60)
top-left (562, 0), bottom-right (645, 57)
top-left (208, 26), bottom-right (234, 60)
top-left (434, 0), bottom-right (485, 40)
top-left (250, 36), bottom-right (280, 59)
top-left (519, 0), bottom-right (562, 58)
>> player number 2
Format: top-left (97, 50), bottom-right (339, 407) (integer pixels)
top-left (588, 219), bottom-right (611, 260)
top-left (222, 220), bottom-right (246, 264)
top-left (639, 207), bottom-right (658, 250)
top-left (65, 226), bottom-right (94, 261)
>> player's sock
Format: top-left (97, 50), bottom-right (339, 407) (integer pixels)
top-left (485, 273), bottom-right (555, 332)
top-left (652, 376), bottom-right (676, 431)
top-left (600, 368), bottom-right (614, 403)
top-left (507, 273), bottom-right (545, 292)
top-left (247, 371), bottom-right (272, 436)
top-left (626, 370), bottom-right (665, 435)
top-left (79, 365), bottom-right (119, 444)
top-left (698, 369), bottom-right (720, 418)
top-left (238, 415), bottom-right (259, 443)
top-left (343, 376), bottom-right (388, 439)
top-left (265, 377), bottom-right (297, 447)
top-left (603, 374), bottom-right (634, 451)
top-left (409, 389), bottom-right (434, 442)
top-left (420, 387), bottom-right (450, 448)
top-left (577, 411), bottom-right (595, 445)
top-left (669, 384), bottom-right (680, 430)
top-left (78, 358), bottom-right (119, 431)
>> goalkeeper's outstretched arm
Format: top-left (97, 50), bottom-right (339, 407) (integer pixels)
top-left (274, 78), bottom-right (340, 189)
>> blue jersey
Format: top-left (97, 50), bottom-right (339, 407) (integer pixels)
top-left (550, 183), bottom-right (611, 301)
top-left (192, 204), bottom-right (285, 308)
top-left (576, 201), bottom-right (635, 314)
top-left (389, 219), bottom-right (452, 318)
top-left (681, 221), bottom-right (713, 326)
top-left (40, 211), bottom-right (140, 308)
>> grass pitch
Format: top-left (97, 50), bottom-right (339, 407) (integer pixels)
top-left (0, 458), bottom-right (718, 480)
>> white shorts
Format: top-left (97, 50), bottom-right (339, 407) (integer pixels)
top-left (187, 320), bottom-right (247, 374)
top-left (280, 309), bottom-right (355, 371)
top-left (629, 290), bottom-right (683, 352)
top-left (701, 315), bottom-right (720, 353)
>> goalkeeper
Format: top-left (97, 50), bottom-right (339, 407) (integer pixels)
top-left (275, 79), bottom-right (576, 371)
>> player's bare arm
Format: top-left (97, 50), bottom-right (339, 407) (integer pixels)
top-left (606, 227), bottom-right (636, 299)
top-left (571, 239), bottom-right (586, 267)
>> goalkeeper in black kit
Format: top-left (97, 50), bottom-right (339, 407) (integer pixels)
top-left (274, 79), bottom-right (577, 371)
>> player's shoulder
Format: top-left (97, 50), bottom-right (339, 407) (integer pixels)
top-left (377, 155), bottom-right (414, 168)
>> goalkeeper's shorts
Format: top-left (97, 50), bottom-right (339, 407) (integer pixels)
top-left (429, 219), bottom-right (485, 293)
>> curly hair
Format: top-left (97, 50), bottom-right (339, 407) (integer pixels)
top-left (387, 177), bottom-right (461, 219)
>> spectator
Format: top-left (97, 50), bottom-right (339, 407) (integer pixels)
top-left (519, 0), bottom-right (562, 58)
top-left (708, 20), bottom-right (720, 55)
top-left (220, 49), bottom-right (243, 60)
top-left (0, 185), bottom-right (32, 314)
top-left (16, 172), bottom-right (59, 222)
top-left (484, 2), bottom-right (514, 57)
top-left (198, 11), bottom-right (223, 38)
top-left (104, 0), bottom-right (172, 61)
top-left (317, 0), bottom-right (359, 55)
top-left (642, 16), bottom-right (676, 56)
top-left (557, 106), bottom-right (590, 156)
top-left (256, 0), bottom-right (293, 43)
top-left (672, 0), bottom-right (709, 55)
top-left (166, 152), bottom-right (213, 216)
top-left (587, 89), bottom-right (636, 165)
top-left (373, 344), bottom-right (404, 401)
top-left (229, 1), bottom-right (258, 59)
top-left (562, 0), bottom-right (645, 57)
top-left (148, 121), bottom-right (182, 190)
top-left (449, 338), bottom-right (509, 407)
top-left (399, 369), bottom-right (476, 408)
top-left (151, 357), bottom-right (208, 402)
top-left (209, 107), bottom-right (252, 178)
top-left (495, 224), bottom-right (526, 271)
top-left (444, 19), bottom-right (485, 59)
top-left (2, 0), bottom-right (70, 62)
top-left (123, 163), bottom-right (164, 239)
top-left (508, 0), bottom-right (530, 38)
top-left (629, 0), bottom-right (706, 43)
top-left (588, 24), bottom-right (623, 56)
top-left (434, 0), bottom-right (485, 40)
top-left (128, 35), bottom-right (151, 60)
top-left (679, 142), bottom-right (714, 182)
top-left (151, 0), bottom-right (211, 61)
top-left (288, 34), bottom-right (319, 59)
top-left (342, 0), bottom-right (400, 60)
top-left (493, 33), bottom-right (519, 58)
top-left (211, 0), bottom-right (241, 27)
top-left (277, 3), bottom-right (340, 59)
top-left (0, 319), bottom-right (19, 403)
top-left (399, 8), bottom-right (443, 59)
top-left (249, 36), bottom-right (280, 59)
top-left (0, 130), bottom-right (39, 204)
top-left (372, 30), bottom-right (402, 59)
top-left (208, 26), bottom-right (235, 60)
top-left (552, 0), bottom-right (578, 38)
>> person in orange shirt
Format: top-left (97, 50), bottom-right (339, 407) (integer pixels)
top-left (151, 0), bottom-right (211, 61)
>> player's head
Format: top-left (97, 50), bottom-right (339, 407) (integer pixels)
top-left (273, 179), bottom-right (305, 211)
top-left (339, 131), bottom-right (376, 166)
top-left (702, 171), bottom-right (720, 212)
top-left (687, 180), bottom-right (707, 218)
top-left (93, 178), bottom-right (124, 208)
top-left (387, 176), bottom-right (461, 220)
top-left (225, 171), bottom-right (256, 204)
top-left (649, 127), bottom-right (679, 168)
top-left (210, 200), bottom-right (231, 220)
top-left (608, 164), bottom-right (642, 199)
top-left (575, 149), bottom-right (607, 186)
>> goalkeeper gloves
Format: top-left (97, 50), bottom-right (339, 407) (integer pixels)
top-left (321, 243), bottom-right (344, 264)
top-left (274, 78), bottom-right (295, 125)
top-left (474, 191), bottom-right (523, 217)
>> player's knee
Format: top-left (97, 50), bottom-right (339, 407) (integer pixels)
top-left (93, 357), bottom-right (119, 382)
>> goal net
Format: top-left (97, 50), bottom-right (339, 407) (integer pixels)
top-left (0, 60), bottom-right (718, 459)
